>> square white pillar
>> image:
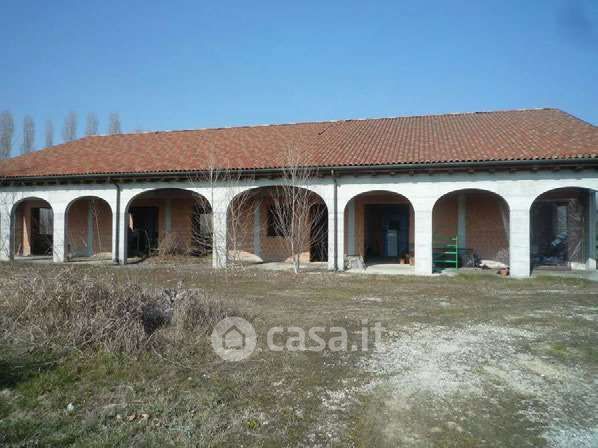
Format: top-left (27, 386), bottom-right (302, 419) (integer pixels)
top-left (212, 206), bottom-right (228, 269)
top-left (587, 191), bottom-right (597, 270)
top-left (253, 203), bottom-right (261, 259)
top-left (0, 206), bottom-right (11, 261)
top-left (509, 208), bottom-right (531, 278)
top-left (164, 199), bottom-right (172, 233)
top-left (333, 206), bottom-right (344, 271)
top-left (111, 206), bottom-right (120, 263)
top-left (414, 207), bottom-right (433, 275)
top-left (457, 193), bottom-right (467, 247)
top-left (118, 211), bottom-right (128, 264)
top-left (346, 200), bottom-right (356, 255)
top-left (53, 207), bottom-right (66, 263)
top-left (86, 201), bottom-right (94, 257)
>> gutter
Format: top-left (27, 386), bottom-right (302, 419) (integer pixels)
top-left (2, 157), bottom-right (598, 184)
top-left (113, 182), bottom-right (121, 264)
top-left (332, 169), bottom-right (338, 271)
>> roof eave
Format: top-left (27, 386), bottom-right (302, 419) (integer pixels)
top-left (1, 157), bottom-right (598, 184)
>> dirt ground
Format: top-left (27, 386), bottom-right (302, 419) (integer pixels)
top-left (0, 261), bottom-right (597, 447)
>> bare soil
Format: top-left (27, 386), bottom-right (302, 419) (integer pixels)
top-left (0, 262), bottom-right (596, 447)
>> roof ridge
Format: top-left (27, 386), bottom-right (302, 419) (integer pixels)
top-left (73, 108), bottom-right (562, 139)
top-left (84, 119), bottom-right (337, 138)
top-left (3, 108), bottom-right (596, 180)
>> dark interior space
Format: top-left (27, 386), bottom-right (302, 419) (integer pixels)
top-left (531, 190), bottom-right (587, 269)
top-left (191, 202), bottom-right (212, 255)
top-left (30, 207), bottom-right (53, 255)
top-left (310, 203), bottom-right (328, 262)
top-left (364, 204), bottom-right (409, 262)
top-left (128, 206), bottom-right (159, 256)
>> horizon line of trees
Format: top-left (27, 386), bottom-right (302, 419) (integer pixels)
top-left (0, 111), bottom-right (123, 159)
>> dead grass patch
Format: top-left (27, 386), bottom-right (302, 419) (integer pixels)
top-left (0, 267), bottom-right (246, 357)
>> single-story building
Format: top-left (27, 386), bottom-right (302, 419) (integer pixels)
top-left (1, 108), bottom-right (597, 278)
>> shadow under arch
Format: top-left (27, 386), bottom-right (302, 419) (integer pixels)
top-left (124, 188), bottom-right (212, 261)
top-left (226, 185), bottom-right (329, 265)
top-left (530, 186), bottom-right (596, 271)
top-left (432, 188), bottom-right (510, 270)
top-left (10, 197), bottom-right (54, 259)
top-left (344, 190), bottom-right (415, 266)
top-left (64, 196), bottom-right (114, 260)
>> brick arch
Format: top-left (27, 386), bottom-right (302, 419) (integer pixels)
top-left (529, 186), bottom-right (596, 270)
top-left (64, 196), bottom-right (113, 260)
top-left (432, 188), bottom-right (510, 267)
top-left (10, 196), bottom-right (53, 216)
top-left (10, 197), bottom-right (54, 259)
top-left (530, 185), bottom-right (597, 206)
top-left (340, 188), bottom-right (416, 215)
top-left (124, 187), bottom-right (212, 215)
top-left (225, 185), bottom-right (328, 216)
top-left (343, 190), bottom-right (415, 262)
top-left (123, 188), bottom-right (212, 261)
top-left (226, 185), bottom-right (329, 264)
top-left (65, 195), bottom-right (113, 216)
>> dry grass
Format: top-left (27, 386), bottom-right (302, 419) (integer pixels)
top-left (0, 267), bottom-right (244, 356)
top-left (157, 231), bottom-right (191, 256)
top-left (0, 263), bottom-right (596, 447)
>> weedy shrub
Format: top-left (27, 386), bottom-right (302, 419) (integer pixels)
top-left (157, 231), bottom-right (190, 256)
top-left (0, 268), bottom-right (244, 356)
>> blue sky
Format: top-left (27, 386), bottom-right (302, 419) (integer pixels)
top-left (1, 0), bottom-right (596, 154)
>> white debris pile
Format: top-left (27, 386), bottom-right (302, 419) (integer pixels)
top-left (362, 322), bottom-right (598, 447)
top-left (364, 323), bottom-right (537, 397)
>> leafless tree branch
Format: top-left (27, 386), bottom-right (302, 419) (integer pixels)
top-left (21, 115), bottom-right (35, 154)
top-left (0, 111), bottom-right (15, 159)
top-left (62, 112), bottom-right (77, 142)
top-left (269, 144), bottom-right (326, 273)
top-left (45, 120), bottom-right (54, 147)
top-left (85, 113), bottom-right (99, 136)
top-left (108, 113), bottom-right (121, 135)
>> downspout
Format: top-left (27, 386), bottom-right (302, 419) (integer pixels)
top-left (332, 169), bottom-right (338, 271)
top-left (113, 182), bottom-right (121, 263)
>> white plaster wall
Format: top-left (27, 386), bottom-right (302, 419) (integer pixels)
top-left (0, 185), bottom-right (117, 262)
top-left (115, 177), bottom-right (336, 269)
top-left (334, 170), bottom-right (598, 277)
top-left (2, 169), bottom-right (598, 278)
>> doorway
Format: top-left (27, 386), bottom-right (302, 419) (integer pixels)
top-left (128, 206), bottom-right (159, 256)
top-left (31, 207), bottom-right (54, 255)
top-left (310, 203), bottom-right (328, 262)
top-left (364, 204), bottom-right (409, 261)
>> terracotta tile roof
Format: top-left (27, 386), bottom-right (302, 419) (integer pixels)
top-left (1, 108), bottom-right (596, 179)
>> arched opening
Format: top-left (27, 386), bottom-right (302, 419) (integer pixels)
top-left (124, 189), bottom-right (212, 262)
top-left (530, 187), bottom-right (597, 271)
top-left (65, 197), bottom-right (113, 261)
top-left (11, 197), bottom-right (54, 260)
top-left (226, 186), bottom-right (328, 270)
top-left (344, 191), bottom-right (414, 270)
top-left (432, 189), bottom-right (510, 272)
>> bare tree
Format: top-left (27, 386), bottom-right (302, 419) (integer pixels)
top-left (222, 177), bottom-right (256, 267)
top-left (45, 120), bottom-right (54, 147)
top-left (21, 115), bottom-right (35, 154)
top-left (269, 145), bottom-right (327, 273)
top-left (108, 113), bottom-right (121, 134)
top-left (0, 188), bottom-right (18, 259)
top-left (188, 150), bottom-right (255, 269)
top-left (62, 112), bottom-right (77, 142)
top-left (85, 113), bottom-right (99, 136)
top-left (66, 198), bottom-right (109, 260)
top-left (0, 111), bottom-right (15, 158)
